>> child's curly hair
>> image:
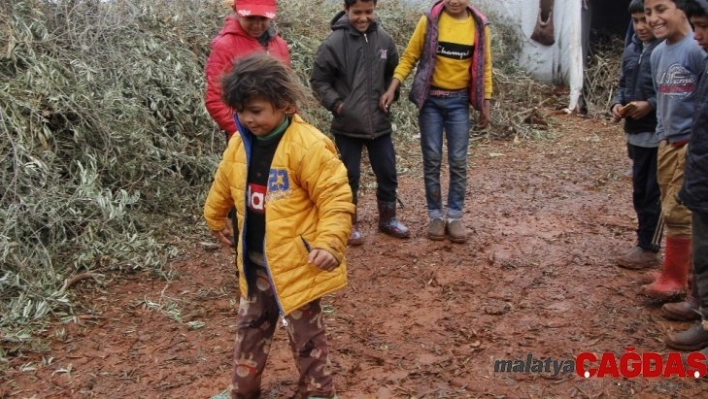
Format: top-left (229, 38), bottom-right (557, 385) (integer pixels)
top-left (221, 53), bottom-right (305, 112)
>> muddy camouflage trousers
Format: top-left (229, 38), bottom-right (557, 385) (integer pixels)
top-left (229, 265), bottom-right (335, 399)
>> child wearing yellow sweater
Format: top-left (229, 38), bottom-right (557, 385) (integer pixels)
top-left (380, 0), bottom-right (492, 243)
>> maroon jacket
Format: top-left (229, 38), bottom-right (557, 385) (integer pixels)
top-left (205, 16), bottom-right (290, 136)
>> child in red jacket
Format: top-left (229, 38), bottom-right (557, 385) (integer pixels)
top-left (205, 0), bottom-right (290, 140)
top-left (205, 0), bottom-right (290, 253)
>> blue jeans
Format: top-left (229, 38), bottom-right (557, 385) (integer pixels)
top-left (418, 93), bottom-right (470, 220)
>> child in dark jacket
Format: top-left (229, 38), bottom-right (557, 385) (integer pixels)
top-left (612, 0), bottom-right (663, 270)
top-left (664, 0), bottom-right (708, 357)
top-left (310, 0), bottom-right (409, 245)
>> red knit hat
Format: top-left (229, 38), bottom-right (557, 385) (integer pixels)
top-left (234, 0), bottom-right (277, 19)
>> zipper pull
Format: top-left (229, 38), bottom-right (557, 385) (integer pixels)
top-left (281, 315), bottom-right (289, 327)
top-left (638, 44), bottom-right (648, 65)
top-left (364, 33), bottom-right (368, 43)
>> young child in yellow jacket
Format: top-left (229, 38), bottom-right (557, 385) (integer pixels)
top-left (381, 0), bottom-right (493, 243)
top-left (203, 53), bottom-right (353, 399)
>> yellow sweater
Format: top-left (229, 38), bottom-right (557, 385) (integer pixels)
top-left (394, 12), bottom-right (493, 99)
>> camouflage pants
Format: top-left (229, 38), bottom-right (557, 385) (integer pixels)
top-left (230, 265), bottom-right (335, 399)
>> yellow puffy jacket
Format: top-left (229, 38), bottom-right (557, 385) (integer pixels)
top-left (204, 114), bottom-right (354, 315)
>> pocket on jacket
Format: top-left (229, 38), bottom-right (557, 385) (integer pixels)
top-left (337, 101), bottom-right (348, 119)
top-left (332, 100), bottom-right (355, 132)
top-left (300, 236), bottom-right (312, 254)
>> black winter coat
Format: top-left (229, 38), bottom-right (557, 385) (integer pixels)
top-left (613, 35), bottom-right (660, 134)
top-left (310, 12), bottom-right (399, 139)
top-left (679, 59), bottom-right (708, 214)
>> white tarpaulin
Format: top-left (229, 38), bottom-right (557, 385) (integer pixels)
top-left (473, 0), bottom-right (590, 111)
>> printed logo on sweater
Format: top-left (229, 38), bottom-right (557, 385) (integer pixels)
top-left (657, 63), bottom-right (696, 97)
top-left (379, 49), bottom-right (388, 60)
top-left (247, 183), bottom-right (267, 213)
top-left (437, 42), bottom-right (473, 60)
top-left (268, 169), bottom-right (289, 192)
top-left (267, 168), bottom-right (291, 202)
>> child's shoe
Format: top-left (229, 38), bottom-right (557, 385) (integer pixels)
top-left (210, 391), bottom-right (230, 399)
top-left (377, 201), bottom-right (410, 238)
top-left (446, 219), bottom-right (467, 243)
top-left (665, 321), bottom-right (708, 351)
top-left (348, 223), bottom-right (364, 246)
top-left (615, 246), bottom-right (659, 270)
top-left (427, 218), bottom-right (445, 240)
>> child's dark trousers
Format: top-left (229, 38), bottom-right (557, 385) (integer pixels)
top-left (693, 212), bottom-right (708, 318)
top-left (334, 133), bottom-right (398, 204)
top-left (629, 143), bottom-right (661, 251)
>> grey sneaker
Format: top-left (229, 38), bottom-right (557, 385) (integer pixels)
top-left (446, 219), bottom-right (467, 243)
top-left (427, 218), bottom-right (446, 240)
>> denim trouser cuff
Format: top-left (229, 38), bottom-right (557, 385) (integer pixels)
top-left (428, 209), bottom-right (444, 220)
top-left (447, 209), bottom-right (463, 220)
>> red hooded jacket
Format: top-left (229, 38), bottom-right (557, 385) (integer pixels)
top-left (205, 16), bottom-right (290, 137)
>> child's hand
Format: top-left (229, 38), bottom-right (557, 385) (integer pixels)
top-left (477, 99), bottom-right (491, 130)
top-left (308, 249), bottom-right (338, 271)
top-left (380, 79), bottom-right (401, 112)
top-left (611, 104), bottom-right (622, 122)
top-left (627, 101), bottom-right (652, 120)
top-left (379, 90), bottom-right (395, 112)
top-left (211, 228), bottom-right (233, 248)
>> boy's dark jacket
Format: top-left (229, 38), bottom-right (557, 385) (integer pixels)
top-left (310, 11), bottom-right (399, 139)
top-left (680, 61), bottom-right (708, 213)
top-left (613, 35), bottom-right (660, 134)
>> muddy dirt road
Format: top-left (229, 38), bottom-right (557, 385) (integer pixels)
top-left (4, 114), bottom-right (707, 398)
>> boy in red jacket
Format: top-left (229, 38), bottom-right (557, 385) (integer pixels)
top-left (205, 0), bottom-right (290, 141)
top-left (205, 0), bottom-right (290, 252)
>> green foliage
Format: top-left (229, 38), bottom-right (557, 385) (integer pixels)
top-left (0, 0), bottom-right (223, 332)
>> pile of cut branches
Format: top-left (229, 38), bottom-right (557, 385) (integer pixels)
top-left (0, 0), bottom-right (224, 340)
top-left (583, 35), bottom-right (624, 116)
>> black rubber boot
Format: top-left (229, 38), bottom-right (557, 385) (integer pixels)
top-left (377, 201), bottom-right (410, 239)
